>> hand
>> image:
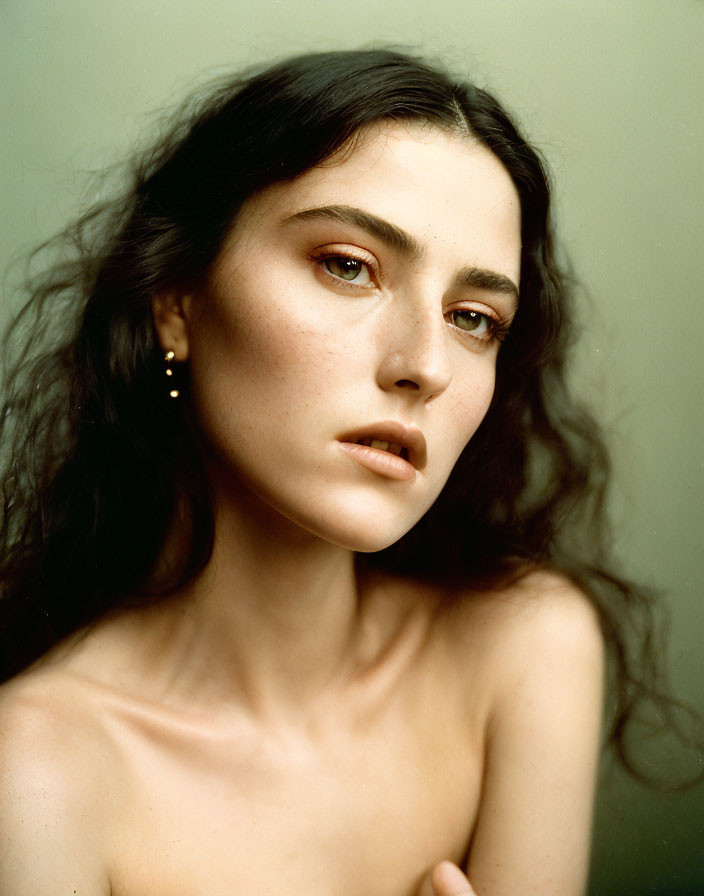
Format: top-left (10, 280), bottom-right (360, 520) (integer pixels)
top-left (417, 861), bottom-right (476, 896)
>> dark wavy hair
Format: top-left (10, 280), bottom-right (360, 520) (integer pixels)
top-left (0, 48), bottom-right (690, 779)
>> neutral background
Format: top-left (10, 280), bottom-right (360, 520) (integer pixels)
top-left (2, 2), bottom-right (702, 893)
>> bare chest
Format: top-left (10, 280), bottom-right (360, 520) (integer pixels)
top-left (107, 697), bottom-right (484, 896)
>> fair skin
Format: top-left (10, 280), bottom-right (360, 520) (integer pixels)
top-left (0, 123), bottom-right (604, 896)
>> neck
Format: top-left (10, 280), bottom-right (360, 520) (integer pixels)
top-left (133, 481), bottom-right (370, 719)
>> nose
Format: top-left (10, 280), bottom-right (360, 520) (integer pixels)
top-left (376, 304), bottom-right (452, 402)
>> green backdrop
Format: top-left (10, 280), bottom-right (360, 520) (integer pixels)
top-left (2, 2), bottom-right (702, 893)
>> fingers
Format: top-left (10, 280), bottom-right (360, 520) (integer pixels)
top-left (417, 870), bottom-right (437, 896)
top-left (429, 861), bottom-right (476, 896)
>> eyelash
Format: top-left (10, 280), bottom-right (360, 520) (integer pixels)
top-left (444, 308), bottom-right (512, 344)
top-left (311, 248), bottom-right (378, 290)
top-left (310, 248), bottom-right (511, 345)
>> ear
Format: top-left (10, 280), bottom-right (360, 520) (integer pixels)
top-left (151, 292), bottom-right (192, 361)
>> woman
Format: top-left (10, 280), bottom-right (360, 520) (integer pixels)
top-left (0, 49), bottom-right (650, 895)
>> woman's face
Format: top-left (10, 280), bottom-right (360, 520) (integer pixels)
top-left (176, 122), bottom-right (521, 551)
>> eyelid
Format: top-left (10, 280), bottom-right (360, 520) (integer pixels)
top-left (444, 300), bottom-right (513, 343)
top-left (310, 244), bottom-right (380, 287)
top-left (445, 298), bottom-right (500, 318)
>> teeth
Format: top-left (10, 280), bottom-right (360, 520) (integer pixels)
top-left (358, 439), bottom-right (404, 456)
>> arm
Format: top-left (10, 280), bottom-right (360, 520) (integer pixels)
top-left (420, 577), bottom-right (604, 896)
top-left (465, 581), bottom-right (604, 895)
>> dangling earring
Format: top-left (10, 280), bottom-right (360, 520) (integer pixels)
top-left (165, 350), bottom-right (179, 398)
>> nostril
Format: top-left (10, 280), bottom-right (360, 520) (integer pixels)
top-left (395, 379), bottom-right (420, 390)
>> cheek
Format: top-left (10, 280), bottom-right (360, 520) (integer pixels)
top-left (185, 281), bottom-right (363, 453)
top-left (439, 363), bottom-right (496, 459)
top-left (190, 277), bottom-right (307, 388)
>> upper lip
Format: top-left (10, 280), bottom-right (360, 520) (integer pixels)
top-left (338, 420), bottom-right (427, 470)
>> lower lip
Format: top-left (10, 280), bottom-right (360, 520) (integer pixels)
top-left (337, 442), bottom-right (417, 482)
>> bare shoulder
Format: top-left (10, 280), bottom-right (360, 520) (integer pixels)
top-left (369, 566), bottom-right (604, 727)
top-left (446, 569), bottom-right (606, 806)
top-left (0, 662), bottom-right (116, 776)
top-left (493, 567), bottom-right (602, 646)
top-left (0, 667), bottom-right (114, 893)
top-left (419, 567), bottom-right (605, 726)
top-left (450, 567), bottom-right (603, 663)
top-left (372, 566), bottom-right (604, 670)
top-left (502, 568), bottom-right (602, 663)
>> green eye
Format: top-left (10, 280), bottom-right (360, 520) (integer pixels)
top-left (323, 256), bottom-right (370, 283)
top-left (449, 310), bottom-right (489, 335)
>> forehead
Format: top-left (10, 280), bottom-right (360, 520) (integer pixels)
top-left (228, 122), bottom-right (522, 284)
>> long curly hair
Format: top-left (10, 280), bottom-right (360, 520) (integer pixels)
top-left (0, 48), bottom-right (686, 779)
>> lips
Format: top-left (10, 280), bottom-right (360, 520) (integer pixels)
top-left (355, 436), bottom-right (406, 457)
top-left (337, 421), bottom-right (427, 481)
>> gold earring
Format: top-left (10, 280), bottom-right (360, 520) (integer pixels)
top-left (165, 350), bottom-right (179, 398)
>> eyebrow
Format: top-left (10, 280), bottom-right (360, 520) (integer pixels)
top-left (282, 204), bottom-right (425, 261)
top-left (454, 267), bottom-right (519, 303)
top-left (281, 204), bottom-right (519, 303)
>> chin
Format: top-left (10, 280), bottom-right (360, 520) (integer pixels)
top-left (285, 497), bottom-right (431, 555)
top-left (325, 525), bottom-right (407, 554)
top-left (222, 460), bottom-right (443, 554)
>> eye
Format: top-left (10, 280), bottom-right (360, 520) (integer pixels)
top-left (319, 255), bottom-right (373, 286)
top-left (446, 309), bottom-right (493, 339)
